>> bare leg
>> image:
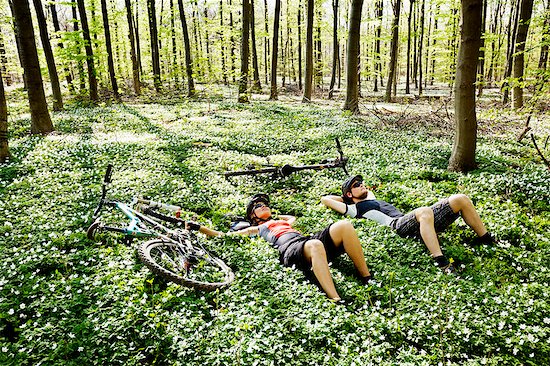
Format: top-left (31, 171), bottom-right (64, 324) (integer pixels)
top-left (448, 194), bottom-right (488, 237)
top-left (415, 207), bottom-right (444, 257)
top-left (303, 239), bottom-right (340, 300)
top-left (328, 220), bottom-right (370, 277)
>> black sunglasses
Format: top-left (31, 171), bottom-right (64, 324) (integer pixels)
top-left (253, 202), bottom-right (268, 210)
top-left (351, 180), bottom-right (363, 189)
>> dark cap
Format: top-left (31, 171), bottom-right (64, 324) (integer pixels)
top-left (246, 193), bottom-right (270, 221)
top-left (341, 175), bottom-right (363, 203)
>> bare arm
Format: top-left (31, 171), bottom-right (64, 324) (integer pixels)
top-left (320, 195), bottom-right (348, 215)
top-left (278, 215), bottom-right (296, 226)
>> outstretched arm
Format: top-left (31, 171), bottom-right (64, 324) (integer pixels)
top-left (320, 195), bottom-right (348, 215)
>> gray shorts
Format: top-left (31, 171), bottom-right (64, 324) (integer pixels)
top-left (390, 199), bottom-right (459, 238)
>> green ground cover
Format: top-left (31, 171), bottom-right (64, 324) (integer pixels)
top-left (1, 94), bottom-right (549, 365)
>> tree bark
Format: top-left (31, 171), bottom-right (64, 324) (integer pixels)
top-left (125, 0), bottom-right (141, 94)
top-left (229, 0), bottom-right (236, 83)
top-left (49, 2), bottom-right (74, 92)
top-left (502, 0), bottom-right (520, 104)
top-left (297, 0), bottom-right (303, 90)
top-left (220, 0), bottom-right (228, 85)
top-left (170, 0), bottom-right (178, 85)
top-left (343, 0), bottom-right (364, 113)
top-left (0, 66), bottom-right (9, 162)
top-left (406, 0), bottom-right (415, 94)
top-left (302, 0), bottom-right (314, 102)
top-left (100, 0), bottom-right (119, 98)
top-left (374, 0), bottom-right (383, 92)
top-left (238, 0), bottom-right (251, 102)
top-left (385, 0), bottom-right (401, 102)
top-left (76, 0), bottom-right (98, 100)
top-left (270, 0), bottom-right (281, 99)
top-left (537, 0), bottom-right (550, 89)
top-left (250, 0), bottom-right (261, 90)
top-left (10, 0), bottom-right (54, 134)
top-left (476, 0), bottom-right (487, 96)
top-left (148, 0), bottom-right (162, 91)
top-left (448, 0), bottom-right (482, 172)
top-left (177, 0), bottom-right (195, 96)
top-left (32, 0), bottom-right (63, 111)
top-left (512, 0), bottom-right (534, 109)
top-left (418, 0), bottom-right (425, 95)
top-left (329, 0), bottom-right (338, 99)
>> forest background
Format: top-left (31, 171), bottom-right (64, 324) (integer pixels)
top-left (1, 0), bottom-right (550, 364)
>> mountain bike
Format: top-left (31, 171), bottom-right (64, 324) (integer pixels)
top-left (224, 138), bottom-right (349, 178)
top-left (87, 165), bottom-right (234, 291)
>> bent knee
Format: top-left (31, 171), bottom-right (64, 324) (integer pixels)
top-left (333, 219), bottom-right (354, 231)
top-left (415, 207), bottom-right (434, 221)
top-left (449, 193), bottom-right (472, 209)
top-left (304, 239), bottom-right (326, 257)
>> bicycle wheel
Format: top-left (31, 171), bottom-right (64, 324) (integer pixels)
top-left (138, 238), bottom-right (234, 291)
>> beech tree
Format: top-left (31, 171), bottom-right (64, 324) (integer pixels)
top-left (32, 0), bottom-right (63, 110)
top-left (385, 0), bottom-right (402, 102)
top-left (0, 66), bottom-right (8, 161)
top-left (303, 0), bottom-right (314, 102)
top-left (101, 0), bottom-right (119, 98)
top-left (512, 0), bottom-right (534, 109)
top-left (239, 0), bottom-right (251, 102)
top-left (177, 0), bottom-right (196, 97)
top-left (76, 0), bottom-right (98, 101)
top-left (448, 0), bottom-right (482, 172)
top-left (343, 0), bottom-right (364, 113)
top-left (125, 0), bottom-right (141, 95)
top-left (148, 0), bottom-right (161, 91)
top-left (270, 0), bottom-right (282, 99)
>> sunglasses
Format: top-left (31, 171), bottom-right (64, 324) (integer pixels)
top-left (351, 180), bottom-right (364, 189)
top-left (253, 202), bottom-right (268, 210)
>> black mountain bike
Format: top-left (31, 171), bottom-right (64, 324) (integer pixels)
top-left (87, 165), bottom-right (234, 291)
top-left (224, 138), bottom-right (349, 178)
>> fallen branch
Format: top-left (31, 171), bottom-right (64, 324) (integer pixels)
top-left (517, 115), bottom-right (532, 142)
top-left (530, 133), bottom-right (550, 170)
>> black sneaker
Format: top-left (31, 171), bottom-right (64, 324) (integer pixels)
top-left (440, 262), bottom-right (456, 275)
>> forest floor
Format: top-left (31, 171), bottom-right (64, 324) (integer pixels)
top-left (1, 86), bottom-right (549, 365)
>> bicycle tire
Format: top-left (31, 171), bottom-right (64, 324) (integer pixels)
top-left (138, 238), bottom-right (234, 291)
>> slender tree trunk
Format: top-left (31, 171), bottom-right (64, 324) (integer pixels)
top-left (148, 0), bottom-right (162, 91)
top-left (177, 0), bottom-right (195, 96)
top-left (0, 66), bottom-right (9, 162)
top-left (413, 2), bottom-right (418, 87)
top-left (250, 0), bottom-right (261, 90)
top-left (303, 0), bottom-right (314, 102)
top-left (264, 0), bottom-right (269, 85)
top-left (418, 0), bottom-right (425, 95)
top-left (204, 8), bottom-right (212, 77)
top-left (476, 0), bottom-right (487, 96)
top-left (503, 0), bottom-right (520, 104)
top-left (315, 8), bottom-right (322, 90)
top-left (374, 0), bottom-right (383, 92)
top-left (406, 0), bottom-right (415, 94)
top-left (298, 0), bottom-right (303, 90)
top-left (100, 0), bottom-right (119, 98)
top-left (430, 5), bottom-right (438, 85)
top-left (229, 0), bottom-right (236, 83)
top-left (385, 0), bottom-right (402, 102)
top-left (238, 0), bottom-right (251, 102)
top-left (71, 0), bottom-right (86, 91)
top-left (170, 0), bottom-right (178, 85)
top-left (10, 0), bottom-right (54, 134)
top-left (220, 0), bottom-right (228, 85)
top-left (486, 0), bottom-right (503, 84)
top-left (537, 0), bottom-right (550, 89)
top-left (50, 2), bottom-right (74, 93)
top-left (448, 0), bottom-right (482, 172)
top-left (125, 0), bottom-right (141, 94)
top-left (270, 0), bottom-right (281, 99)
top-left (76, 0), bottom-right (98, 100)
top-left (512, 0), bottom-right (534, 109)
top-left (329, 0), bottom-right (339, 99)
top-left (32, 0), bottom-right (63, 110)
top-left (343, 0), bottom-right (364, 113)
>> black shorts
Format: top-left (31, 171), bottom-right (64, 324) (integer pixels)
top-left (390, 199), bottom-right (459, 238)
top-left (279, 224), bottom-right (345, 271)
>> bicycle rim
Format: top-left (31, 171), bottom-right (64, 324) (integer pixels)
top-left (138, 239), bottom-right (234, 291)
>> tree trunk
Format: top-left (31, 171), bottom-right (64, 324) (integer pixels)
top-left (250, 0), bottom-right (261, 90)
top-left (302, 0), bottom-right (314, 102)
top-left (177, 0), bottom-right (195, 96)
top-left (315, 8), bottom-right (322, 90)
top-left (537, 0), bottom-right (550, 89)
top-left (0, 66), bottom-right (9, 162)
top-left (270, 0), bottom-right (281, 99)
top-left (418, 0), bottom-right (425, 96)
top-left (343, 0), bottom-right (364, 113)
top-left (512, 0), bottom-right (534, 109)
top-left (476, 0), bottom-right (487, 96)
top-left (71, 0), bottom-right (86, 91)
top-left (125, 0), bottom-right (141, 94)
top-left (170, 0), bottom-right (178, 85)
top-left (374, 0), bottom-right (383, 92)
top-left (406, 0), bottom-right (415, 94)
top-left (238, 0), bottom-right (251, 102)
top-left (100, 0), bottom-right (119, 98)
top-left (10, 0), bottom-right (54, 134)
top-left (220, 0), bottom-right (228, 85)
top-left (448, 0), bottom-right (482, 173)
top-left (148, 0), bottom-right (162, 91)
top-left (329, 0), bottom-right (339, 99)
top-left (502, 0), bottom-right (520, 104)
top-left (229, 0), bottom-right (236, 83)
top-left (50, 2), bottom-right (74, 92)
top-left (32, 0), bottom-right (63, 111)
top-left (134, 2), bottom-right (143, 76)
top-left (76, 0), bottom-right (98, 100)
top-left (385, 0), bottom-right (401, 102)
top-left (297, 0), bottom-right (303, 90)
